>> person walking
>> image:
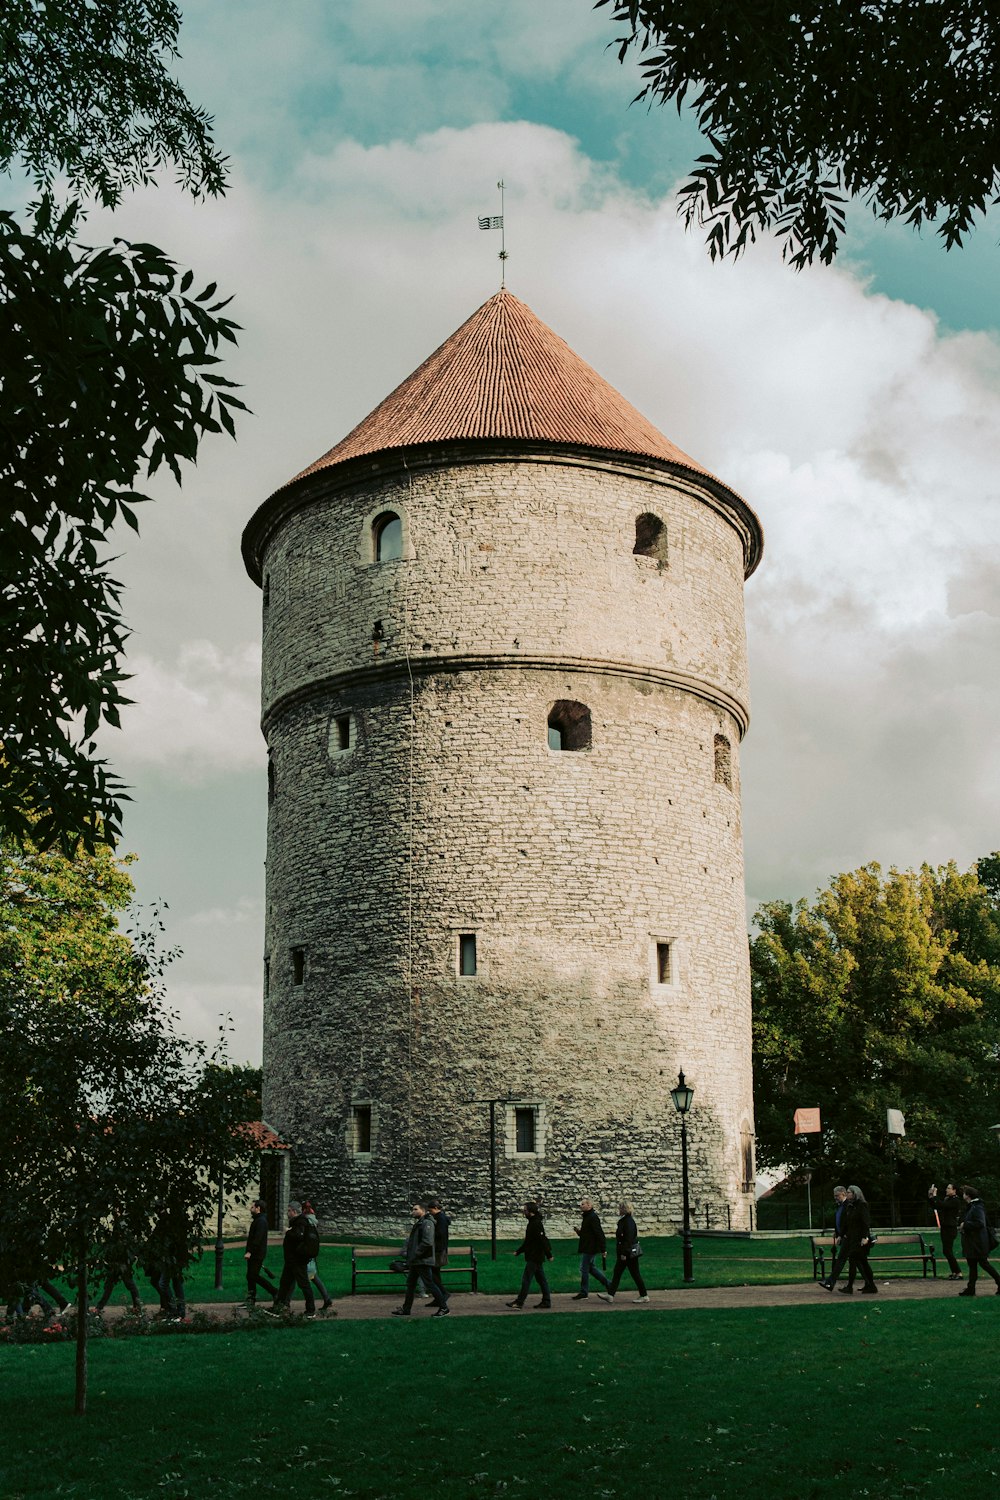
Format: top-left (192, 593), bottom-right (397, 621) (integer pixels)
top-left (149, 1194), bottom-right (189, 1322)
top-left (423, 1199), bottom-right (451, 1313)
top-left (838, 1184), bottom-right (878, 1295)
top-left (243, 1199), bottom-right (279, 1308)
top-left (266, 1202), bottom-right (316, 1318)
top-left (597, 1201), bottom-right (650, 1303)
top-left (507, 1201), bottom-right (553, 1309)
top-left (573, 1198), bottom-right (612, 1299)
top-left (392, 1203), bottom-right (439, 1317)
top-left (957, 1186), bottom-right (1000, 1296)
top-left (928, 1182), bottom-right (964, 1279)
top-left (300, 1201), bottom-right (333, 1312)
top-left (818, 1186), bottom-right (850, 1290)
top-left (95, 1217), bottom-right (143, 1315)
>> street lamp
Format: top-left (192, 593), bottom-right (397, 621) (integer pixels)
top-left (670, 1069), bottom-right (695, 1284)
top-left (460, 1093), bottom-right (529, 1260)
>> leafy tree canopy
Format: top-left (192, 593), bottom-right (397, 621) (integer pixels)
top-left (598, 1), bottom-right (1000, 267)
top-left (1, 0), bottom-right (226, 207)
top-left (1, 2), bottom-right (245, 851)
top-left (751, 859), bottom-right (1000, 1202)
top-left (0, 829), bottom-right (259, 1412)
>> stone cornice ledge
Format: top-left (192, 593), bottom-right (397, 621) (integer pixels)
top-left (262, 652), bottom-right (751, 739)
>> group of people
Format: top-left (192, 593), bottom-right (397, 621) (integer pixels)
top-left (927, 1183), bottom-right (1000, 1296)
top-left (818, 1182), bottom-right (1000, 1297)
top-left (3, 1195), bottom-right (196, 1324)
top-left (505, 1197), bottom-right (649, 1310)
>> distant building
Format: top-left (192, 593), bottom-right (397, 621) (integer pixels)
top-left (242, 289), bottom-right (763, 1234)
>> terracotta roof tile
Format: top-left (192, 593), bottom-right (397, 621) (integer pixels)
top-left (290, 288), bottom-right (712, 483)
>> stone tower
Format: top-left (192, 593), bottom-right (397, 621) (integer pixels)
top-left (242, 289), bottom-right (763, 1235)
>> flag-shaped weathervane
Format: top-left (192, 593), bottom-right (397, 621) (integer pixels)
top-left (478, 179), bottom-right (507, 286)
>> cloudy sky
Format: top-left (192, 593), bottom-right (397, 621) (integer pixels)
top-left (65, 0), bottom-right (1000, 1063)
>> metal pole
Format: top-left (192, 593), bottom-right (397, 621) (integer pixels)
top-left (489, 1099), bottom-right (498, 1262)
top-left (889, 1138), bottom-right (897, 1230)
top-left (680, 1115), bottom-right (694, 1283)
top-left (214, 1166), bottom-right (225, 1290)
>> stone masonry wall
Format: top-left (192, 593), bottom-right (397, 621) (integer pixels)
top-left (258, 449), bottom-right (757, 1236)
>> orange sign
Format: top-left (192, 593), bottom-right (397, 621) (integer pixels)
top-left (793, 1107), bottom-right (822, 1135)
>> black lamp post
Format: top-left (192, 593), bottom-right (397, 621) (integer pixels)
top-left (670, 1069), bottom-right (695, 1284)
top-left (461, 1093), bottom-right (524, 1260)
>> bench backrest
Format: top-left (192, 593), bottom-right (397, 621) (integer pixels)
top-left (352, 1245), bottom-right (476, 1259)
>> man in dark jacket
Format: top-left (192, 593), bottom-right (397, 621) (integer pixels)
top-left (392, 1203), bottom-right (439, 1316)
top-left (423, 1199), bottom-right (451, 1312)
top-left (243, 1199), bottom-right (279, 1307)
top-left (573, 1198), bottom-right (612, 1299)
top-left (507, 1201), bottom-right (553, 1309)
top-left (267, 1202), bottom-right (316, 1318)
top-left (957, 1186), bottom-right (1000, 1296)
top-left (928, 1183), bottom-right (964, 1278)
top-left (819, 1186), bottom-right (849, 1290)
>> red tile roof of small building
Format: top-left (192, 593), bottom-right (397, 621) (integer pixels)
top-left (290, 288), bottom-right (714, 483)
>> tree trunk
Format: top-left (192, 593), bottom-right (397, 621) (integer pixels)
top-left (74, 1248), bottom-right (88, 1415)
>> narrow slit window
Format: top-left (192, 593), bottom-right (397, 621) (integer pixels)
top-left (291, 947), bottom-right (305, 986)
top-left (741, 1128), bottom-right (755, 1194)
top-left (262, 573), bottom-right (271, 607)
top-left (515, 1107), bottom-right (536, 1154)
top-left (267, 756), bottom-right (276, 806)
top-left (714, 734), bottom-right (733, 790)
top-left (458, 933), bottom-right (477, 976)
top-left (335, 714), bottom-right (351, 751)
top-left (352, 1104), bottom-right (372, 1154)
top-left (373, 511), bottom-right (403, 562)
top-left (656, 942), bottom-right (671, 985)
top-left (547, 700), bottom-right (591, 752)
top-left (263, 956), bottom-right (270, 997)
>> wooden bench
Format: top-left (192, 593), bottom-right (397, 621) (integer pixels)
top-left (350, 1245), bottom-right (479, 1295)
top-left (811, 1233), bottom-right (937, 1280)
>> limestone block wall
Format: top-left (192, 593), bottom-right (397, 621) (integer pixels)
top-left (255, 445), bottom-right (758, 1236)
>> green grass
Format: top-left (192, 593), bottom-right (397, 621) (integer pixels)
top-left (87, 1232), bottom-right (849, 1307)
top-left (2, 1301), bottom-right (999, 1498)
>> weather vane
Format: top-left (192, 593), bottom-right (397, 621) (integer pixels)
top-left (478, 178), bottom-right (507, 287)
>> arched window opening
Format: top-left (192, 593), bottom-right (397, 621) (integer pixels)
top-left (373, 510), bottom-right (403, 562)
top-left (634, 512), bottom-right (668, 565)
top-left (714, 734), bottom-right (732, 790)
top-left (547, 700), bottom-right (592, 752)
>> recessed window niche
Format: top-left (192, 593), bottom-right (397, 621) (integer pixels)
top-left (547, 700), bottom-right (592, 752)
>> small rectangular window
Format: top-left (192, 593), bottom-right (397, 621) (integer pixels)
top-left (352, 1104), bottom-right (372, 1154)
top-left (291, 947), bottom-right (305, 986)
top-left (263, 956), bottom-right (270, 997)
top-left (335, 714), bottom-right (351, 751)
top-left (656, 942), bottom-right (671, 985)
top-left (515, 1107), bottom-right (536, 1154)
top-left (458, 933), bottom-right (477, 976)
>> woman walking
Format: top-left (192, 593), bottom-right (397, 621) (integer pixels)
top-left (597, 1201), bottom-right (650, 1303)
top-left (838, 1185), bottom-right (877, 1295)
top-left (957, 1186), bottom-right (1000, 1296)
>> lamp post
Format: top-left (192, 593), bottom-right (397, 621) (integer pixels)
top-left (670, 1069), bottom-right (695, 1284)
top-left (461, 1093), bottom-right (528, 1260)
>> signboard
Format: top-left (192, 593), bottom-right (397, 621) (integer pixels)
top-left (793, 1107), bottom-right (822, 1135)
top-left (886, 1108), bottom-right (905, 1137)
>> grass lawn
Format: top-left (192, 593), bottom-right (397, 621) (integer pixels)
top-left (2, 1300), bottom-right (998, 1499)
top-left (89, 1233), bottom-right (844, 1307)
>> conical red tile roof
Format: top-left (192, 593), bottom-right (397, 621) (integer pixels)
top-left (290, 288), bottom-right (712, 483)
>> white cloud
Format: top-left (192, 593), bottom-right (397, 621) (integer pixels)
top-left (109, 641), bottom-right (262, 779)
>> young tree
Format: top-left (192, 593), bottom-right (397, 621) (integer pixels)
top-left (0, 834), bottom-right (259, 1414)
top-left (1, 0), bottom-right (246, 851)
top-left (751, 860), bottom-right (1000, 1203)
top-left (598, 1), bottom-right (1000, 267)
